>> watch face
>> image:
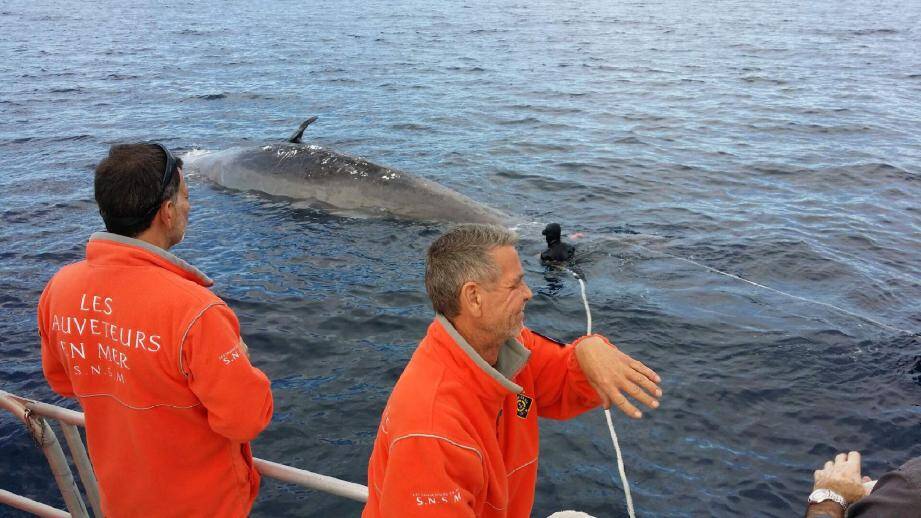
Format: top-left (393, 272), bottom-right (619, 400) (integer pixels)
top-left (809, 489), bottom-right (847, 507)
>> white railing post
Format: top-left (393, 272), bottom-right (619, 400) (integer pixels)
top-left (24, 410), bottom-right (90, 518)
top-left (60, 422), bottom-right (104, 517)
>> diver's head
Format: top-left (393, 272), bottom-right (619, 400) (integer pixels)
top-left (542, 223), bottom-right (562, 245)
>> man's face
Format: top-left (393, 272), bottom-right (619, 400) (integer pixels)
top-left (478, 246), bottom-right (533, 342)
top-left (168, 170), bottom-right (190, 247)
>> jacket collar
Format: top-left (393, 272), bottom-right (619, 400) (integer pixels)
top-left (87, 232), bottom-right (214, 287)
top-left (429, 314), bottom-right (530, 398)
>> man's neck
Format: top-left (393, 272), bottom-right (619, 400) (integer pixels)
top-left (134, 227), bottom-right (172, 251)
top-left (447, 315), bottom-right (503, 366)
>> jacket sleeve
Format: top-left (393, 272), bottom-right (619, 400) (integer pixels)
top-left (374, 435), bottom-right (482, 517)
top-left (520, 328), bottom-right (602, 420)
top-left (182, 303), bottom-right (274, 442)
top-left (38, 281), bottom-right (75, 398)
top-left (846, 457), bottom-right (921, 517)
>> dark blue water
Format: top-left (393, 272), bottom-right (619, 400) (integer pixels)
top-left (2, 0), bottom-right (919, 516)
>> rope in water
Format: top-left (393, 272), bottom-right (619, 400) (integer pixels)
top-left (564, 267), bottom-right (636, 518)
top-left (625, 242), bottom-right (917, 336)
top-left (543, 228), bottom-right (917, 518)
top-left (554, 233), bottom-right (914, 517)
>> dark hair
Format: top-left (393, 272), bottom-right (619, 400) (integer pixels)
top-left (94, 143), bottom-right (183, 237)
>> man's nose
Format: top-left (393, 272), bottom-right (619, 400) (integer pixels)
top-left (523, 284), bottom-right (533, 301)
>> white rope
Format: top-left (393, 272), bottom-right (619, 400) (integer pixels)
top-left (575, 273), bottom-right (592, 336)
top-left (604, 407), bottom-right (634, 518)
top-left (626, 243), bottom-right (916, 336)
top-left (563, 268), bottom-right (636, 518)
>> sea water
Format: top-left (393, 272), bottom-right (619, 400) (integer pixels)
top-left (1, 0), bottom-right (919, 516)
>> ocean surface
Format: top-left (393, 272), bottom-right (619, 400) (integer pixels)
top-left (1, 0), bottom-right (919, 516)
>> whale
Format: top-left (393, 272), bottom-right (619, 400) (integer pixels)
top-left (183, 118), bottom-right (509, 225)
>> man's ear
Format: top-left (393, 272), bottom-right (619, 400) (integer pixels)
top-left (459, 281), bottom-right (482, 318)
top-left (157, 199), bottom-right (175, 228)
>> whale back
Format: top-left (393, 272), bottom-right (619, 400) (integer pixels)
top-left (185, 143), bottom-right (508, 225)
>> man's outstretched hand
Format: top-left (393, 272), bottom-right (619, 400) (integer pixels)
top-left (574, 336), bottom-right (662, 419)
top-left (813, 451), bottom-right (869, 504)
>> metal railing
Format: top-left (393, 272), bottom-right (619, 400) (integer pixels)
top-left (0, 390), bottom-right (369, 517)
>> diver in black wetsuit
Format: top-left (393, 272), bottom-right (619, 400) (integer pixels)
top-left (540, 223), bottom-right (575, 263)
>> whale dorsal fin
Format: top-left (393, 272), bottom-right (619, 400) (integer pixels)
top-left (288, 116), bottom-right (318, 144)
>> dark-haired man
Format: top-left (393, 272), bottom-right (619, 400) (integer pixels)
top-left (38, 143), bottom-right (273, 517)
top-left (364, 224), bottom-right (661, 517)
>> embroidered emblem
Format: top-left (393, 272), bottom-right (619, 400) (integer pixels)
top-left (412, 488), bottom-right (462, 506)
top-left (218, 344), bottom-right (243, 366)
top-left (516, 394), bottom-right (533, 418)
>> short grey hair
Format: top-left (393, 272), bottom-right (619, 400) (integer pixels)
top-left (425, 224), bottom-right (519, 318)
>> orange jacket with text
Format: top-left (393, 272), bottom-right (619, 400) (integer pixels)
top-left (38, 233), bottom-right (274, 518)
top-left (363, 315), bottom-right (602, 517)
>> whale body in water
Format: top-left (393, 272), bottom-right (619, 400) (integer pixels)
top-left (184, 118), bottom-right (508, 225)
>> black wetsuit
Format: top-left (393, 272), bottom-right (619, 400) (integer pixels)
top-left (541, 240), bottom-right (575, 263)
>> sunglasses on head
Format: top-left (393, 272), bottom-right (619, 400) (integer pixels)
top-left (141, 143), bottom-right (179, 217)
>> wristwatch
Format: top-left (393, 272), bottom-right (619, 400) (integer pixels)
top-left (808, 488), bottom-right (848, 509)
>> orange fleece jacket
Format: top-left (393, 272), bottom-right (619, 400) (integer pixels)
top-left (38, 233), bottom-right (273, 518)
top-left (364, 315), bottom-right (602, 518)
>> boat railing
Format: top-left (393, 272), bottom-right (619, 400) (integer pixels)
top-left (0, 390), bottom-right (369, 517)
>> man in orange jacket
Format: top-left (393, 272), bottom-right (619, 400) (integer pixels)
top-left (364, 224), bottom-right (662, 517)
top-left (38, 143), bottom-right (274, 517)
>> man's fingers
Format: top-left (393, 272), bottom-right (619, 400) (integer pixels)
top-left (825, 460), bottom-right (834, 470)
top-left (845, 451), bottom-right (862, 476)
top-left (835, 452), bottom-right (847, 464)
top-left (630, 359), bottom-right (661, 384)
top-left (628, 369), bottom-right (663, 400)
top-left (582, 345), bottom-right (661, 417)
top-left (622, 379), bottom-right (659, 409)
top-left (610, 391), bottom-right (642, 419)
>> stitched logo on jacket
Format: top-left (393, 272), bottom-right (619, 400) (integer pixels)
top-left (413, 489), bottom-right (462, 506)
top-left (516, 394), bottom-right (533, 418)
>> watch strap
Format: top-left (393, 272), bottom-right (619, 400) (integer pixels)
top-left (808, 488), bottom-right (848, 509)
